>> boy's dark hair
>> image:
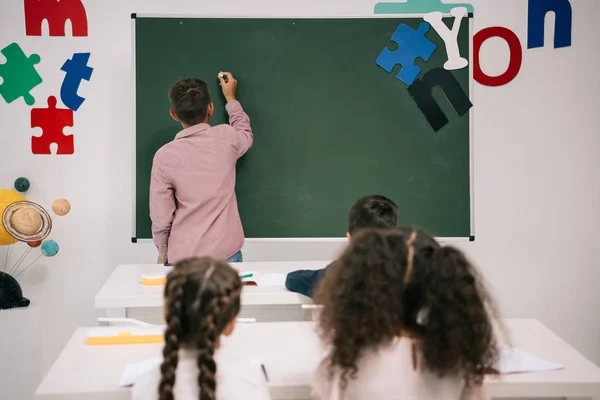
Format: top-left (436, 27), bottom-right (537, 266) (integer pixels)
top-left (314, 228), bottom-right (502, 390)
top-left (348, 195), bottom-right (398, 234)
top-left (168, 78), bottom-right (211, 126)
top-left (158, 257), bottom-right (242, 400)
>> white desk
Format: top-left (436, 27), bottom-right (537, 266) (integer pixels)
top-left (36, 319), bottom-right (600, 400)
top-left (95, 261), bottom-right (329, 323)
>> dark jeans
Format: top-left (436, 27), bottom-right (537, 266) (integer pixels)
top-left (284, 266), bottom-right (328, 298)
top-left (163, 250), bottom-right (243, 266)
top-left (226, 250), bottom-right (243, 263)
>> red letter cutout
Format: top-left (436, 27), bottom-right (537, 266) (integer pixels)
top-left (474, 27), bottom-right (523, 87)
top-left (24, 0), bottom-right (88, 37)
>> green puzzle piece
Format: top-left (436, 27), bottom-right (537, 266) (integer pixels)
top-left (0, 43), bottom-right (42, 106)
top-left (374, 0), bottom-right (473, 15)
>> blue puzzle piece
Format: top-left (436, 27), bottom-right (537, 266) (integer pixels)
top-left (60, 52), bottom-right (93, 111)
top-left (376, 23), bottom-right (437, 85)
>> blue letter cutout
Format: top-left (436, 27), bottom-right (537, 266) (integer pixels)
top-left (60, 52), bottom-right (93, 111)
top-left (528, 0), bottom-right (572, 49)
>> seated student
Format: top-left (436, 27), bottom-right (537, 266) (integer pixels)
top-left (284, 195), bottom-right (398, 297)
top-left (311, 228), bottom-right (500, 400)
top-left (132, 257), bottom-right (271, 400)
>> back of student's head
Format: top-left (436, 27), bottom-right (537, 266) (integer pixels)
top-left (159, 257), bottom-right (242, 400)
top-left (314, 228), bottom-right (500, 389)
top-left (347, 195), bottom-right (398, 234)
top-left (168, 78), bottom-right (211, 126)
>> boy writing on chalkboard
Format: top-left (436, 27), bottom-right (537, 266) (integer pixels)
top-left (285, 195), bottom-right (398, 297)
top-left (150, 72), bottom-right (253, 265)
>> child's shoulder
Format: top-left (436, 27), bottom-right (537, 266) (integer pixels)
top-left (153, 140), bottom-right (180, 165)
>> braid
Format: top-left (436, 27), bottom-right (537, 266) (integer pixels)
top-left (196, 279), bottom-right (243, 400)
top-left (158, 272), bottom-right (185, 400)
top-left (197, 298), bottom-right (219, 400)
top-left (157, 257), bottom-right (242, 400)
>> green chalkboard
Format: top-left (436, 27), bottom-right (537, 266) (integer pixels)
top-left (134, 16), bottom-right (472, 239)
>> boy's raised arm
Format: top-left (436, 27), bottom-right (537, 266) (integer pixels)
top-left (219, 72), bottom-right (254, 157)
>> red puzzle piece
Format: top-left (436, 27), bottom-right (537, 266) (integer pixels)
top-left (31, 96), bottom-right (74, 155)
top-left (24, 0), bottom-right (88, 37)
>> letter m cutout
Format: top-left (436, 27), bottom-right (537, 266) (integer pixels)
top-left (25, 0), bottom-right (88, 37)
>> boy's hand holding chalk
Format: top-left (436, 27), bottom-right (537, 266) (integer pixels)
top-left (218, 71), bottom-right (238, 102)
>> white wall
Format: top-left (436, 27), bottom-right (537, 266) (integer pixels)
top-left (1, 0), bottom-right (599, 399)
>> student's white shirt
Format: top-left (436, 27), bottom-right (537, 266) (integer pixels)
top-left (311, 337), bottom-right (489, 400)
top-left (132, 348), bottom-right (271, 400)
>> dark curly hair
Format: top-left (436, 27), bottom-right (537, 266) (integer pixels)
top-left (313, 228), bottom-right (501, 390)
top-left (158, 257), bottom-right (242, 400)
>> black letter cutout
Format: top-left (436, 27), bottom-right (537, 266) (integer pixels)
top-left (408, 68), bottom-right (473, 132)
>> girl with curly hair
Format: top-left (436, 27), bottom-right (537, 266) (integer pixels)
top-left (132, 256), bottom-right (271, 400)
top-left (311, 228), bottom-right (502, 400)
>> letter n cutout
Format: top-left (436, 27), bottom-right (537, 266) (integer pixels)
top-left (528, 0), bottom-right (572, 49)
top-left (408, 68), bottom-right (473, 132)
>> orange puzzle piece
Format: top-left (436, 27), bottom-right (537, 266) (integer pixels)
top-left (31, 96), bottom-right (74, 155)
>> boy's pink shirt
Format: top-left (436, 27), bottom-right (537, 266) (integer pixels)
top-left (149, 100), bottom-right (253, 263)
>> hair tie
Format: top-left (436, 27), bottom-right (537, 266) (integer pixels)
top-left (403, 231), bottom-right (418, 285)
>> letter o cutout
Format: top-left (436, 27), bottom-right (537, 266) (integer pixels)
top-left (474, 27), bottom-right (523, 87)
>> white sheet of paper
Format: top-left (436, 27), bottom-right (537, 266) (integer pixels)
top-left (498, 348), bottom-right (563, 374)
top-left (119, 355), bottom-right (270, 400)
top-left (119, 357), bottom-right (161, 387)
top-left (258, 273), bottom-right (286, 287)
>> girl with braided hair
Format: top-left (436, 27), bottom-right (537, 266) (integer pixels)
top-left (132, 256), bottom-right (271, 400)
top-left (311, 228), bottom-right (503, 400)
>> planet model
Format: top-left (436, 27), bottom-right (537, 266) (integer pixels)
top-left (2, 201), bottom-right (52, 243)
top-left (0, 189), bottom-right (27, 246)
top-left (14, 177), bottom-right (30, 193)
top-left (52, 199), bottom-right (71, 216)
top-left (41, 240), bottom-right (59, 257)
top-left (10, 207), bottom-right (42, 235)
top-left (0, 272), bottom-right (30, 310)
